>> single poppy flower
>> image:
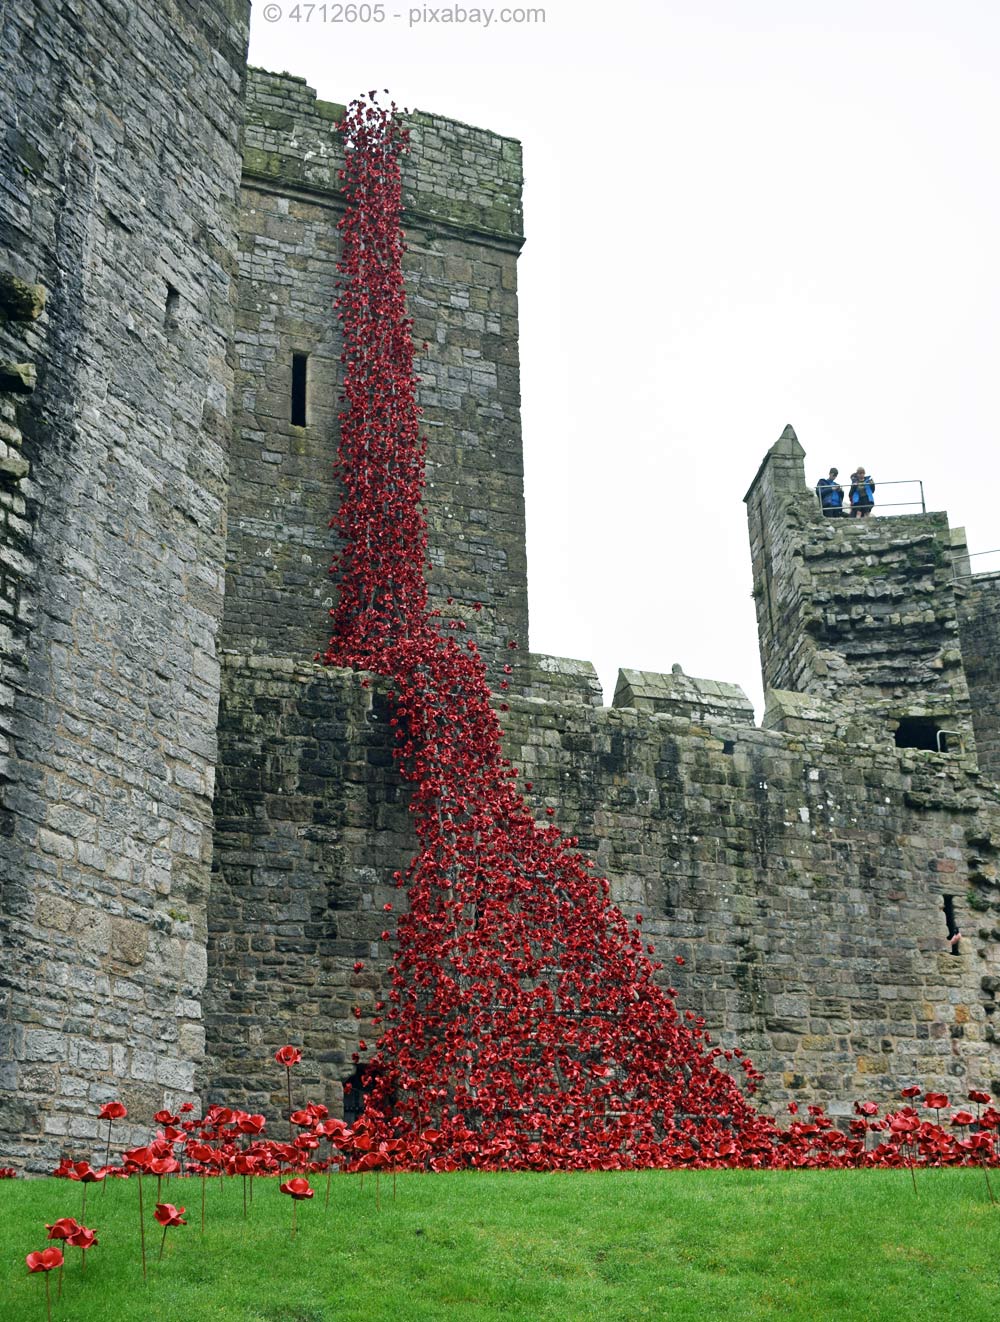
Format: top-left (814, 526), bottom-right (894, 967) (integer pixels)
top-left (26, 1248), bottom-right (63, 1272)
top-left (951, 1110), bottom-right (976, 1127)
top-left (280, 1177), bottom-right (313, 1239)
top-left (280, 1177), bottom-right (314, 1200)
top-left (67, 1225), bottom-right (98, 1272)
top-left (900, 1086), bottom-right (922, 1099)
top-left (67, 1162), bottom-right (103, 1183)
top-left (99, 1101), bottom-right (127, 1121)
top-left (154, 1203), bottom-right (186, 1262)
top-left (45, 1218), bottom-right (80, 1241)
top-left (923, 1093), bottom-right (949, 1110)
top-left (969, 1090), bottom-right (992, 1105)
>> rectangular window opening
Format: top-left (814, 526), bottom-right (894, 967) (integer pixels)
top-left (943, 895), bottom-right (961, 956)
top-left (291, 352), bottom-right (309, 427)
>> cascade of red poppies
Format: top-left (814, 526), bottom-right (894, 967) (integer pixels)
top-left (324, 94), bottom-right (784, 1168)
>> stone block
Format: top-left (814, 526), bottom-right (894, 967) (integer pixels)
top-left (111, 919), bottom-right (148, 966)
top-left (23, 1031), bottom-right (65, 1063)
top-left (0, 272), bottom-right (47, 321)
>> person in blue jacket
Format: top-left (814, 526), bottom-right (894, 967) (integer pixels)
top-left (815, 467), bottom-right (844, 516)
top-left (849, 467), bottom-right (875, 517)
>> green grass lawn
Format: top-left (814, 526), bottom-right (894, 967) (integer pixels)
top-left (1, 1169), bottom-right (998, 1321)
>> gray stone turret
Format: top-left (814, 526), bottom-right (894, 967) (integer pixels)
top-left (746, 425), bottom-right (976, 758)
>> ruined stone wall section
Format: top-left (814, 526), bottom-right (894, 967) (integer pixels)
top-left (746, 429), bottom-right (974, 746)
top-left (0, 0), bottom-right (251, 1170)
top-left (958, 573), bottom-right (1000, 783)
top-left (223, 70), bottom-right (528, 681)
top-left (206, 659), bottom-right (1000, 1121)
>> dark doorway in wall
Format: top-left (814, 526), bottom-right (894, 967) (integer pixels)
top-left (343, 1065), bottom-right (374, 1125)
top-left (291, 352), bottom-right (308, 427)
top-left (894, 717), bottom-right (945, 751)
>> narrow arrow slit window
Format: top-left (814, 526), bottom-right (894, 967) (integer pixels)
top-left (291, 352), bottom-right (308, 427)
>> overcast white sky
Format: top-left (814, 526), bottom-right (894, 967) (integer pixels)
top-left (251, 0), bottom-right (1000, 715)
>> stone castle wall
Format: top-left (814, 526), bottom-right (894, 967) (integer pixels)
top-left (204, 430), bottom-right (1000, 1123)
top-left (2, 15), bottom-right (998, 1172)
top-left (205, 647), bottom-right (1000, 1122)
top-left (223, 70), bottom-right (528, 681)
top-left (0, 0), bottom-right (252, 1167)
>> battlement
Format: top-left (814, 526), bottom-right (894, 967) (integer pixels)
top-left (243, 68), bottom-right (524, 244)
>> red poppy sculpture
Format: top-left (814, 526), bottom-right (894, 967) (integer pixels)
top-left (98, 1100), bottom-right (127, 1178)
top-left (26, 1248), bottom-right (63, 1321)
top-left (275, 1045), bottom-right (302, 1142)
top-left (322, 90), bottom-right (776, 1171)
top-left (153, 1202), bottom-right (186, 1261)
top-left (279, 1176), bottom-right (314, 1238)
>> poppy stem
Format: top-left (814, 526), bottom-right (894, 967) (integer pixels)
top-left (159, 1225), bottom-right (167, 1262)
top-left (103, 1119), bottom-right (113, 1189)
top-left (242, 1174), bottom-right (247, 1219)
top-left (325, 1163), bottom-right (332, 1210)
top-left (45, 1272), bottom-right (51, 1322)
top-left (138, 1172), bottom-right (147, 1281)
top-left (286, 1066), bottom-right (294, 1144)
top-left (82, 1182), bottom-right (87, 1220)
top-left (908, 1145), bottom-right (918, 1195)
top-left (81, 1247), bottom-right (86, 1274)
top-left (291, 1199), bottom-right (297, 1240)
top-left (57, 1264), bottom-right (63, 1300)
top-left (983, 1157), bottom-right (997, 1205)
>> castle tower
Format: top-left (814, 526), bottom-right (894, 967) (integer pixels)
top-left (221, 71), bottom-right (529, 677)
top-left (0, 2), bottom-right (252, 1168)
top-left (745, 426), bottom-right (976, 758)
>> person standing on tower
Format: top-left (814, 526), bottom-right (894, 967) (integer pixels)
top-left (815, 467), bottom-right (844, 516)
top-left (849, 467), bottom-right (875, 517)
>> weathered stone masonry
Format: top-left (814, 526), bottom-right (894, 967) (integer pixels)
top-left (0, 0), bottom-right (253, 1167)
top-left (205, 431), bottom-right (1000, 1124)
top-left (2, 18), bottom-right (999, 1170)
top-left (224, 70), bottom-right (528, 681)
